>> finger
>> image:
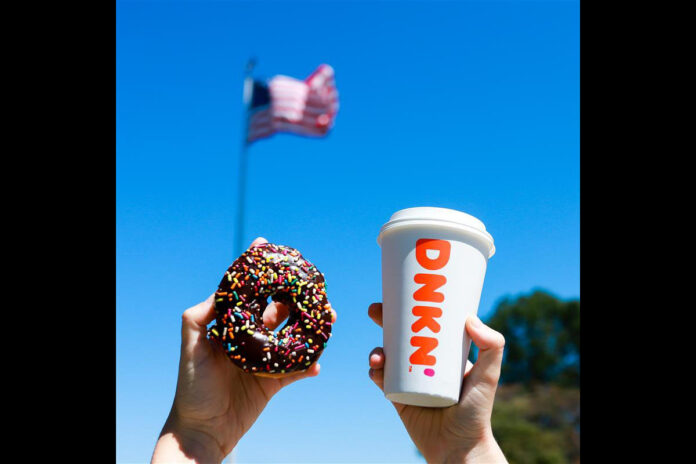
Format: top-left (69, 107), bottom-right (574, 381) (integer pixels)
top-left (263, 301), bottom-right (290, 331)
top-left (464, 315), bottom-right (505, 392)
top-left (368, 367), bottom-right (384, 392)
top-left (182, 293), bottom-right (216, 346)
top-left (369, 347), bottom-right (385, 369)
top-left (369, 359), bottom-right (408, 415)
top-left (368, 302), bottom-right (383, 328)
top-left (328, 303), bottom-right (337, 324)
top-left (279, 362), bottom-right (321, 388)
top-left (250, 237), bottom-right (268, 248)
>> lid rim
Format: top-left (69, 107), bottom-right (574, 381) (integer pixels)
top-left (379, 216), bottom-right (493, 238)
top-left (377, 219), bottom-right (496, 258)
top-left (376, 207), bottom-right (495, 258)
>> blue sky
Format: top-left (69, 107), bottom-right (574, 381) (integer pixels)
top-left (116, 1), bottom-right (579, 462)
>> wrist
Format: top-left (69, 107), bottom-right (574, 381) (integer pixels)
top-left (440, 429), bottom-right (507, 464)
top-left (462, 432), bottom-right (506, 464)
top-left (152, 411), bottom-right (226, 464)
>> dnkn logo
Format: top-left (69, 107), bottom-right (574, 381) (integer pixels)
top-left (409, 238), bottom-right (451, 377)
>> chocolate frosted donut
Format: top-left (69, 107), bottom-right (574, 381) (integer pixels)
top-left (208, 243), bottom-right (333, 376)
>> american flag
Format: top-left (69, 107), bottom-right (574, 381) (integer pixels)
top-left (246, 64), bottom-right (339, 144)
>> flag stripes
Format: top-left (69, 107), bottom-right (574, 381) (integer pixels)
top-left (246, 64), bottom-right (339, 143)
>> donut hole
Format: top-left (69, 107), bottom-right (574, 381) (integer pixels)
top-left (263, 297), bottom-right (291, 334)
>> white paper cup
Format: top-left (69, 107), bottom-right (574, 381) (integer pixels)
top-left (377, 207), bottom-right (495, 407)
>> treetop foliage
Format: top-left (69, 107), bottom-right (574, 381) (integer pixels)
top-left (480, 289), bottom-right (580, 387)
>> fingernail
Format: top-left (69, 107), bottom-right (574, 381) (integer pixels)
top-left (469, 315), bottom-right (482, 328)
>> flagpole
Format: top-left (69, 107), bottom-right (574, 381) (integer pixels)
top-left (235, 58), bottom-right (256, 256)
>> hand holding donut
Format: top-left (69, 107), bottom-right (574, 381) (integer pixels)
top-left (367, 302), bottom-right (508, 464)
top-left (151, 237), bottom-right (337, 464)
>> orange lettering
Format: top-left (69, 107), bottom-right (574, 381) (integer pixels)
top-left (413, 273), bottom-right (446, 303)
top-left (409, 336), bottom-right (438, 365)
top-left (411, 306), bottom-right (442, 333)
top-left (415, 239), bottom-right (451, 271)
top-left (410, 239), bottom-right (449, 370)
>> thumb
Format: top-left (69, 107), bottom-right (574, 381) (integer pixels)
top-left (181, 293), bottom-right (217, 349)
top-left (464, 315), bottom-right (505, 395)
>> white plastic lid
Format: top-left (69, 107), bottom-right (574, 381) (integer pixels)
top-left (377, 207), bottom-right (495, 258)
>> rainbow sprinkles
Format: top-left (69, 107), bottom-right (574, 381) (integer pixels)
top-left (208, 243), bottom-right (333, 376)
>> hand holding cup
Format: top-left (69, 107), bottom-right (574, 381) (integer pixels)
top-left (368, 303), bottom-right (508, 464)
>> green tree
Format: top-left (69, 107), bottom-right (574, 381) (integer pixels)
top-left (484, 289), bottom-right (579, 387)
top-left (462, 290), bottom-right (580, 462)
top-left (491, 384), bottom-right (579, 464)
